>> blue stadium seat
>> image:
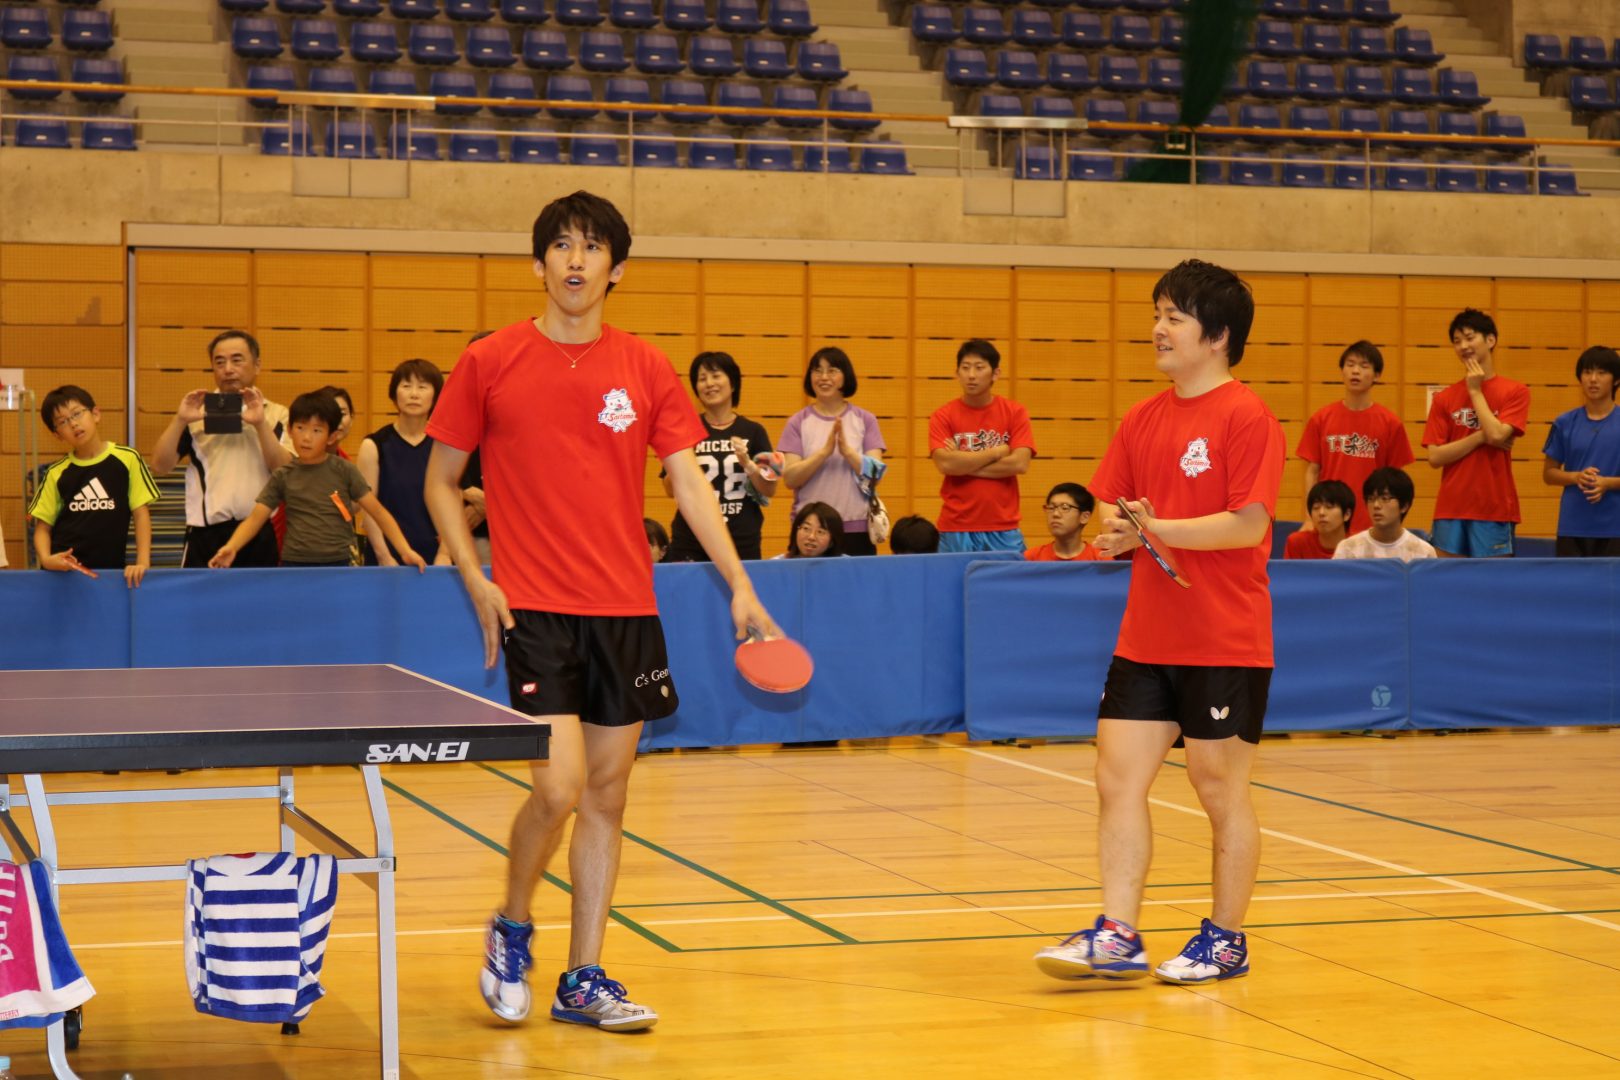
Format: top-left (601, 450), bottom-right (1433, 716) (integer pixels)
top-left (1522, 34), bottom-right (1561, 71)
top-left (1387, 108), bottom-right (1431, 149)
top-left (610, 0), bottom-right (656, 28)
top-left (500, 0), bottom-right (548, 22)
top-left (1382, 158), bottom-right (1430, 191)
top-left (511, 129), bottom-right (562, 162)
top-left (1160, 13), bottom-right (1183, 50)
top-left (911, 4), bottom-right (956, 44)
top-left (465, 25), bottom-right (516, 66)
top-left (996, 50), bottom-right (1043, 90)
top-left (1486, 167), bottom-right (1528, 194)
top-left (429, 69), bottom-right (478, 113)
top-left (14, 118), bottom-right (70, 148)
top-left (662, 0), bottom-right (708, 30)
top-left (1484, 113), bottom-right (1527, 150)
top-left (745, 138), bottom-right (795, 170)
top-left (977, 92), bottom-right (1022, 117)
top-left (1061, 12), bottom-right (1104, 48)
top-left (1137, 99), bottom-right (1177, 126)
top-left (1030, 95), bottom-right (1076, 119)
top-left (389, 121), bottom-right (440, 159)
top-left (1394, 27), bottom-right (1442, 65)
top-left (1344, 65), bottom-right (1390, 102)
top-left (488, 71), bottom-right (540, 116)
top-left (634, 32), bottom-right (683, 74)
top-left (1301, 24), bottom-right (1345, 60)
top-left (716, 0), bottom-right (763, 34)
top-left (827, 88), bottom-right (878, 130)
top-left (1046, 52), bottom-right (1093, 92)
top-left (308, 66), bottom-right (358, 93)
top-left (1252, 21), bottom-right (1297, 58)
top-left (1289, 104), bottom-right (1333, 142)
top-left (449, 127), bottom-right (500, 160)
top-left (390, 0), bottom-right (437, 16)
top-left (1438, 69), bottom-right (1489, 108)
top-left (1147, 57), bottom-right (1183, 94)
top-left (1436, 110), bottom-right (1481, 151)
top-left (369, 67), bottom-right (417, 94)
top-left (1333, 160), bottom-right (1369, 188)
top-left (326, 119), bottom-right (379, 158)
top-left (1259, 0), bottom-right (1305, 15)
top-left (1337, 105), bottom-right (1380, 143)
top-left (1294, 63), bottom-right (1338, 100)
top-left (1095, 55), bottom-right (1143, 94)
top-left (6, 56), bottom-right (61, 102)
top-left (1111, 14), bottom-right (1153, 50)
top-left (767, 0), bottom-right (815, 37)
top-left (943, 48), bottom-right (992, 87)
top-left (604, 76), bottom-right (652, 121)
top-left (1012, 10), bottom-right (1057, 47)
top-left (351, 21), bottom-right (402, 62)
top-left (744, 38), bottom-right (791, 78)
top-left (1229, 152), bottom-right (1277, 186)
top-left (798, 42), bottom-right (846, 81)
top-left (803, 142), bottom-right (853, 172)
top-left (1434, 162), bottom-right (1479, 192)
top-left (290, 19), bottom-right (343, 60)
top-left (1347, 26), bottom-right (1391, 61)
top-left (860, 144), bottom-right (910, 174)
top-left (690, 35), bottom-right (740, 76)
top-left (1281, 156), bottom-right (1326, 187)
top-left (446, 0), bottom-right (495, 19)
top-left (1068, 153), bottom-right (1117, 181)
top-left (71, 57), bottom-right (126, 102)
top-left (1567, 75), bottom-right (1614, 111)
top-left (962, 7), bottom-right (1009, 45)
top-left (231, 17), bottom-right (283, 58)
top-left (580, 30), bottom-right (630, 71)
top-left (772, 84), bottom-right (820, 127)
top-left (278, 0), bottom-right (326, 13)
top-left (247, 63), bottom-right (297, 106)
top-left (1122, 0), bottom-right (1170, 10)
top-left (571, 135), bottom-right (621, 165)
top-left (1196, 157), bottom-right (1224, 184)
top-left (660, 79), bottom-right (711, 123)
top-left (1084, 96), bottom-right (1127, 134)
top-left (1237, 103), bottom-right (1282, 142)
top-left (409, 24), bottom-right (459, 63)
top-left (1308, 0), bottom-right (1350, 19)
top-left (261, 117), bottom-right (314, 154)
top-left (1245, 60), bottom-right (1290, 99)
top-left (629, 137), bottom-right (677, 167)
top-left (222, 0), bottom-right (271, 11)
top-left (523, 29), bottom-right (572, 69)
top-left (555, 0), bottom-right (605, 25)
top-left (1197, 103), bottom-right (1233, 141)
top-left (1352, 0), bottom-right (1397, 24)
top-left (690, 139), bottom-right (738, 168)
top-left (1568, 36), bottom-right (1613, 71)
top-left (543, 73), bottom-right (595, 118)
top-left (333, 0), bottom-right (383, 15)
top-left (717, 81), bottom-right (767, 126)
top-left (1015, 146), bottom-right (1058, 180)
top-left (62, 10), bottom-right (115, 51)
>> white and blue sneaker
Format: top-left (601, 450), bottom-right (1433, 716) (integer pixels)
top-left (551, 965), bottom-right (659, 1032)
top-left (1034, 915), bottom-right (1150, 981)
top-left (1153, 918), bottom-right (1249, 985)
top-left (479, 914), bottom-right (534, 1022)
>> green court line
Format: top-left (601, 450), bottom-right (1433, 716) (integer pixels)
top-left (379, 775), bottom-right (682, 953)
top-left (476, 763), bottom-right (858, 945)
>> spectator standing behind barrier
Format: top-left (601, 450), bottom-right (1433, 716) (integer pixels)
top-left (1334, 467), bottom-right (1436, 561)
top-left (888, 514), bottom-right (940, 554)
top-left (29, 385), bottom-right (160, 588)
top-left (777, 501), bottom-right (844, 558)
top-left (659, 352), bottom-right (777, 561)
top-left (1542, 346), bottom-right (1620, 557)
top-left (151, 330), bottom-right (293, 568)
top-left (778, 347), bottom-right (887, 556)
top-left (1296, 341), bottom-right (1413, 535)
top-left (930, 339), bottom-right (1036, 554)
top-left (1283, 480), bottom-right (1354, 559)
top-left (359, 359), bottom-right (453, 566)
top-left (1025, 482), bottom-right (1103, 562)
top-left (1423, 309), bottom-right (1530, 558)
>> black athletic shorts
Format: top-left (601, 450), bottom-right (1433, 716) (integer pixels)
top-left (183, 519), bottom-right (279, 568)
top-left (502, 610), bottom-right (680, 727)
top-left (1556, 535), bottom-right (1620, 558)
top-left (1098, 656), bottom-right (1271, 744)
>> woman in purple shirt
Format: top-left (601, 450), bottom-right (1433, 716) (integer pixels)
top-left (777, 347), bottom-right (887, 556)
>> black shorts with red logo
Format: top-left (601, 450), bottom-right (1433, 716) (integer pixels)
top-left (1098, 656), bottom-right (1271, 744)
top-left (503, 610), bottom-right (679, 728)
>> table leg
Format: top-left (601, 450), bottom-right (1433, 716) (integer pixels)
top-left (360, 765), bottom-right (400, 1080)
top-left (279, 768), bottom-right (297, 853)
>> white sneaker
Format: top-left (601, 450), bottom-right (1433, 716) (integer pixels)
top-left (479, 915), bottom-right (533, 1022)
top-left (551, 966), bottom-right (659, 1032)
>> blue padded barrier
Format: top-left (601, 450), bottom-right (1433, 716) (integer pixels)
top-left (0, 571), bottom-right (132, 670)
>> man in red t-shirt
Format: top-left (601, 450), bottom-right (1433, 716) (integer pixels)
top-left (1422, 309), bottom-right (1530, 557)
top-left (1033, 260), bottom-right (1285, 991)
top-left (929, 339), bottom-right (1036, 553)
top-left (1296, 340), bottom-right (1413, 534)
top-left (423, 191), bottom-right (780, 1035)
top-left (1024, 482), bottom-right (1104, 561)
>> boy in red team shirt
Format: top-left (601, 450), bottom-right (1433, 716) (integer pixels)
top-left (1024, 482), bottom-right (1104, 561)
top-left (929, 339), bottom-right (1036, 553)
top-left (1283, 480), bottom-right (1354, 559)
top-left (1297, 340), bottom-right (1413, 534)
top-left (1423, 309), bottom-right (1530, 557)
top-left (1034, 259), bottom-right (1285, 987)
top-left (423, 191), bottom-right (780, 1034)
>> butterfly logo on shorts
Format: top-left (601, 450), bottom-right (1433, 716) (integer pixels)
top-left (597, 388), bottom-right (638, 433)
top-left (1209, 705), bottom-right (1230, 721)
top-left (1180, 437), bottom-right (1212, 478)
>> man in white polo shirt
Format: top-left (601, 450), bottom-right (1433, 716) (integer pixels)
top-left (151, 330), bottom-right (294, 568)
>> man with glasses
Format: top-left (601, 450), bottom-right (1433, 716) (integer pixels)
top-left (1026, 483), bottom-right (1104, 561)
top-left (929, 339), bottom-right (1037, 554)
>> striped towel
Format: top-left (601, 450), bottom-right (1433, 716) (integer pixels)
top-left (0, 860), bottom-right (95, 1029)
top-left (184, 852), bottom-right (338, 1024)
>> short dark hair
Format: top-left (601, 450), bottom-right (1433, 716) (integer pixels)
top-left (1339, 340), bottom-right (1384, 376)
top-left (788, 501), bottom-right (845, 557)
top-left (1362, 466), bottom-right (1415, 519)
top-left (1151, 259), bottom-right (1254, 365)
top-left (40, 385), bottom-right (96, 431)
top-left (389, 358), bottom-right (444, 406)
top-left (956, 339), bottom-right (1001, 371)
top-left (1449, 308), bottom-right (1497, 343)
top-left (643, 517), bottom-right (669, 554)
top-left (1046, 482), bottom-right (1095, 514)
top-left (1575, 345), bottom-right (1620, 396)
top-left (803, 346), bottom-right (857, 398)
top-left (690, 351), bottom-right (743, 406)
top-left (889, 515), bottom-right (940, 554)
top-left (207, 329), bottom-right (260, 363)
top-left (1307, 479), bottom-right (1356, 521)
top-left (531, 191), bottom-right (632, 291)
top-left (317, 384), bottom-right (354, 416)
top-left (289, 390), bottom-right (342, 432)
top-left (467, 330), bottom-right (495, 345)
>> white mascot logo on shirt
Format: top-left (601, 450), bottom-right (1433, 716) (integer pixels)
top-left (1179, 436), bottom-right (1212, 478)
top-left (597, 388), bottom-right (638, 433)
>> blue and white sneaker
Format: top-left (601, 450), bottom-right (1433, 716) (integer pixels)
top-left (1034, 916), bottom-right (1150, 981)
top-left (479, 914), bottom-right (534, 1022)
top-left (1153, 918), bottom-right (1249, 985)
top-left (551, 965), bottom-right (659, 1032)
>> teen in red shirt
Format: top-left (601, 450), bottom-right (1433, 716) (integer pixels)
top-left (424, 191), bottom-right (779, 1035)
top-left (1296, 341), bottom-right (1413, 534)
top-left (1282, 479), bottom-right (1354, 559)
top-left (929, 339), bottom-right (1036, 553)
top-left (1024, 482), bottom-right (1104, 561)
top-left (1034, 260), bottom-right (1285, 992)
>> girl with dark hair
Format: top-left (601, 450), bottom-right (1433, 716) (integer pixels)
top-left (780, 501), bottom-right (844, 558)
top-left (777, 347), bottom-right (887, 556)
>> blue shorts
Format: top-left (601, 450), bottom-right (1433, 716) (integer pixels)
top-left (1431, 519), bottom-right (1515, 558)
top-left (938, 529), bottom-right (1026, 554)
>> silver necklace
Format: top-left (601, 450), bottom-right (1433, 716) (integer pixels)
top-left (543, 330), bottom-right (604, 369)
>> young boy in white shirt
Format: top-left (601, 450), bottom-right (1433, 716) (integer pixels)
top-left (1334, 467), bottom-right (1436, 561)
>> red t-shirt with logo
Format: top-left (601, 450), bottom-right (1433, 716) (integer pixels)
top-left (1089, 380), bottom-right (1286, 668)
top-left (1025, 541), bottom-right (1103, 562)
top-left (1283, 527), bottom-right (1338, 560)
top-left (1296, 401), bottom-right (1414, 533)
top-left (1421, 376), bottom-right (1530, 523)
top-left (929, 396), bottom-right (1037, 532)
top-left (426, 320), bottom-right (705, 615)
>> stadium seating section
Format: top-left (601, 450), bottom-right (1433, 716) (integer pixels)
top-left (2, 0), bottom-right (134, 149)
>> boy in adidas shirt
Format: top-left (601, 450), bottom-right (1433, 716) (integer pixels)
top-left (1034, 260), bottom-right (1285, 989)
top-left (29, 385), bottom-right (160, 587)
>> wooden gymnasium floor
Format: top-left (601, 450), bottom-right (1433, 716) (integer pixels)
top-left (5, 729), bottom-right (1620, 1079)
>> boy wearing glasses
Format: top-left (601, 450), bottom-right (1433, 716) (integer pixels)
top-left (28, 385), bottom-right (161, 587)
top-left (1025, 482), bottom-right (1104, 561)
top-left (930, 339), bottom-right (1037, 553)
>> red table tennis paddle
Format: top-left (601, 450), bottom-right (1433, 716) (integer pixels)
top-left (735, 633), bottom-right (813, 693)
top-left (1115, 498), bottom-right (1190, 589)
top-left (60, 553), bottom-right (99, 580)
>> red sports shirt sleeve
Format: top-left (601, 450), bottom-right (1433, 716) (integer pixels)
top-left (425, 348), bottom-right (485, 453)
top-left (1225, 408), bottom-right (1286, 516)
top-left (1497, 381), bottom-right (1530, 436)
top-left (645, 351), bottom-right (706, 460)
top-left (1009, 401), bottom-right (1037, 453)
top-left (1296, 407), bottom-right (1324, 463)
top-left (1088, 413), bottom-right (1133, 505)
top-left (1421, 388), bottom-right (1456, 448)
top-left (1384, 411), bottom-right (1415, 467)
top-left (927, 404), bottom-right (954, 453)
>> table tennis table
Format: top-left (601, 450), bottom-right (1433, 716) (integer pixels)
top-left (0, 664), bottom-right (550, 1080)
